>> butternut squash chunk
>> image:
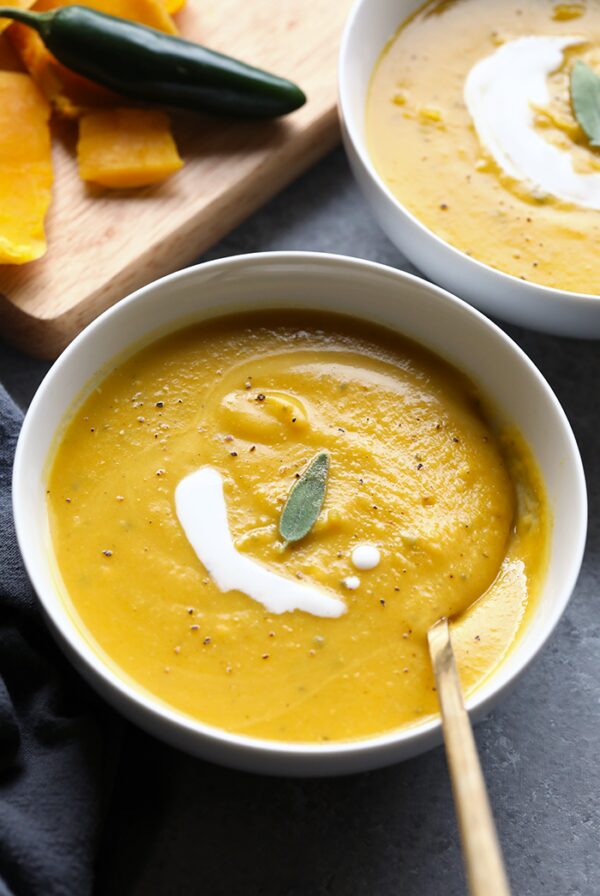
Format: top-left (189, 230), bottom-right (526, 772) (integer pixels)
top-left (0, 32), bottom-right (24, 68)
top-left (77, 108), bottom-right (183, 188)
top-left (0, 72), bottom-right (52, 264)
top-left (8, 0), bottom-right (178, 117)
top-left (163, 0), bottom-right (185, 14)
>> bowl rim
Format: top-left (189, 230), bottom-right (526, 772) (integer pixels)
top-left (338, 0), bottom-right (600, 309)
top-left (12, 250), bottom-right (588, 762)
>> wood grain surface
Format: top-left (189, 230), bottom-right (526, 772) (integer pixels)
top-left (0, 0), bottom-right (353, 358)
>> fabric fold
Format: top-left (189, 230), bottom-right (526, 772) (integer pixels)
top-left (0, 385), bottom-right (119, 896)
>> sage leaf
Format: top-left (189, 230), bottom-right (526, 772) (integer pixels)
top-left (571, 60), bottom-right (600, 147)
top-left (279, 451), bottom-right (329, 544)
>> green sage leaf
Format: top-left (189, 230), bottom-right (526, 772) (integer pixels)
top-left (279, 451), bottom-right (329, 545)
top-left (571, 60), bottom-right (600, 148)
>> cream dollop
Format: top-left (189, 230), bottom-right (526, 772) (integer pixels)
top-left (464, 36), bottom-right (600, 210)
top-left (175, 467), bottom-right (346, 618)
top-left (351, 544), bottom-right (381, 570)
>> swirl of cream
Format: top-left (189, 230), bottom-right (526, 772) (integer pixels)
top-left (464, 36), bottom-right (600, 210)
top-left (175, 467), bottom-right (346, 618)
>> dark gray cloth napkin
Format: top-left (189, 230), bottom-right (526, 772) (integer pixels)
top-left (0, 384), bottom-right (119, 896)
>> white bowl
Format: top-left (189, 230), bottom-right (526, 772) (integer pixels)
top-left (338, 0), bottom-right (600, 338)
top-left (13, 252), bottom-right (586, 776)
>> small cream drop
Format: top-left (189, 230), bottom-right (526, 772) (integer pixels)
top-left (342, 576), bottom-right (361, 590)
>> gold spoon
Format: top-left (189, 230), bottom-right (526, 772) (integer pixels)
top-left (428, 617), bottom-right (512, 896)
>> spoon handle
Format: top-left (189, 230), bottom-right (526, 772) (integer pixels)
top-left (428, 618), bottom-right (511, 896)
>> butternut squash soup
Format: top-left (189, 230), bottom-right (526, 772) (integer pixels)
top-left (47, 313), bottom-right (549, 742)
top-left (366, 0), bottom-right (600, 295)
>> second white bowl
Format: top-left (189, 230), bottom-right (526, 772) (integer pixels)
top-left (338, 0), bottom-right (600, 338)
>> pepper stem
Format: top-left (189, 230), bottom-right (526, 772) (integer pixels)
top-left (0, 6), bottom-right (53, 36)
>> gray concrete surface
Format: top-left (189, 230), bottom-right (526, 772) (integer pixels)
top-left (1, 147), bottom-right (598, 896)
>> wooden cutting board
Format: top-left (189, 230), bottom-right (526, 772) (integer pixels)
top-left (0, 0), bottom-right (353, 359)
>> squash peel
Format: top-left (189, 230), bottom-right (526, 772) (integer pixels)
top-left (8, 21), bottom-right (116, 115)
top-left (8, 0), bottom-right (178, 117)
top-left (0, 71), bottom-right (52, 263)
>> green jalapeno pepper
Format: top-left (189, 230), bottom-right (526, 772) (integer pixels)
top-left (0, 5), bottom-right (306, 117)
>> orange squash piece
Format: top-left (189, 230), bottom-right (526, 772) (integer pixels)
top-left (0, 32), bottom-right (24, 68)
top-left (77, 108), bottom-right (183, 188)
top-left (8, 22), bottom-right (116, 115)
top-left (8, 0), bottom-right (177, 117)
top-left (163, 0), bottom-right (185, 14)
top-left (0, 72), bottom-right (52, 263)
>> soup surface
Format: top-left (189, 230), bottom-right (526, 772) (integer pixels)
top-left (367, 0), bottom-right (600, 294)
top-left (47, 313), bottom-right (549, 742)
